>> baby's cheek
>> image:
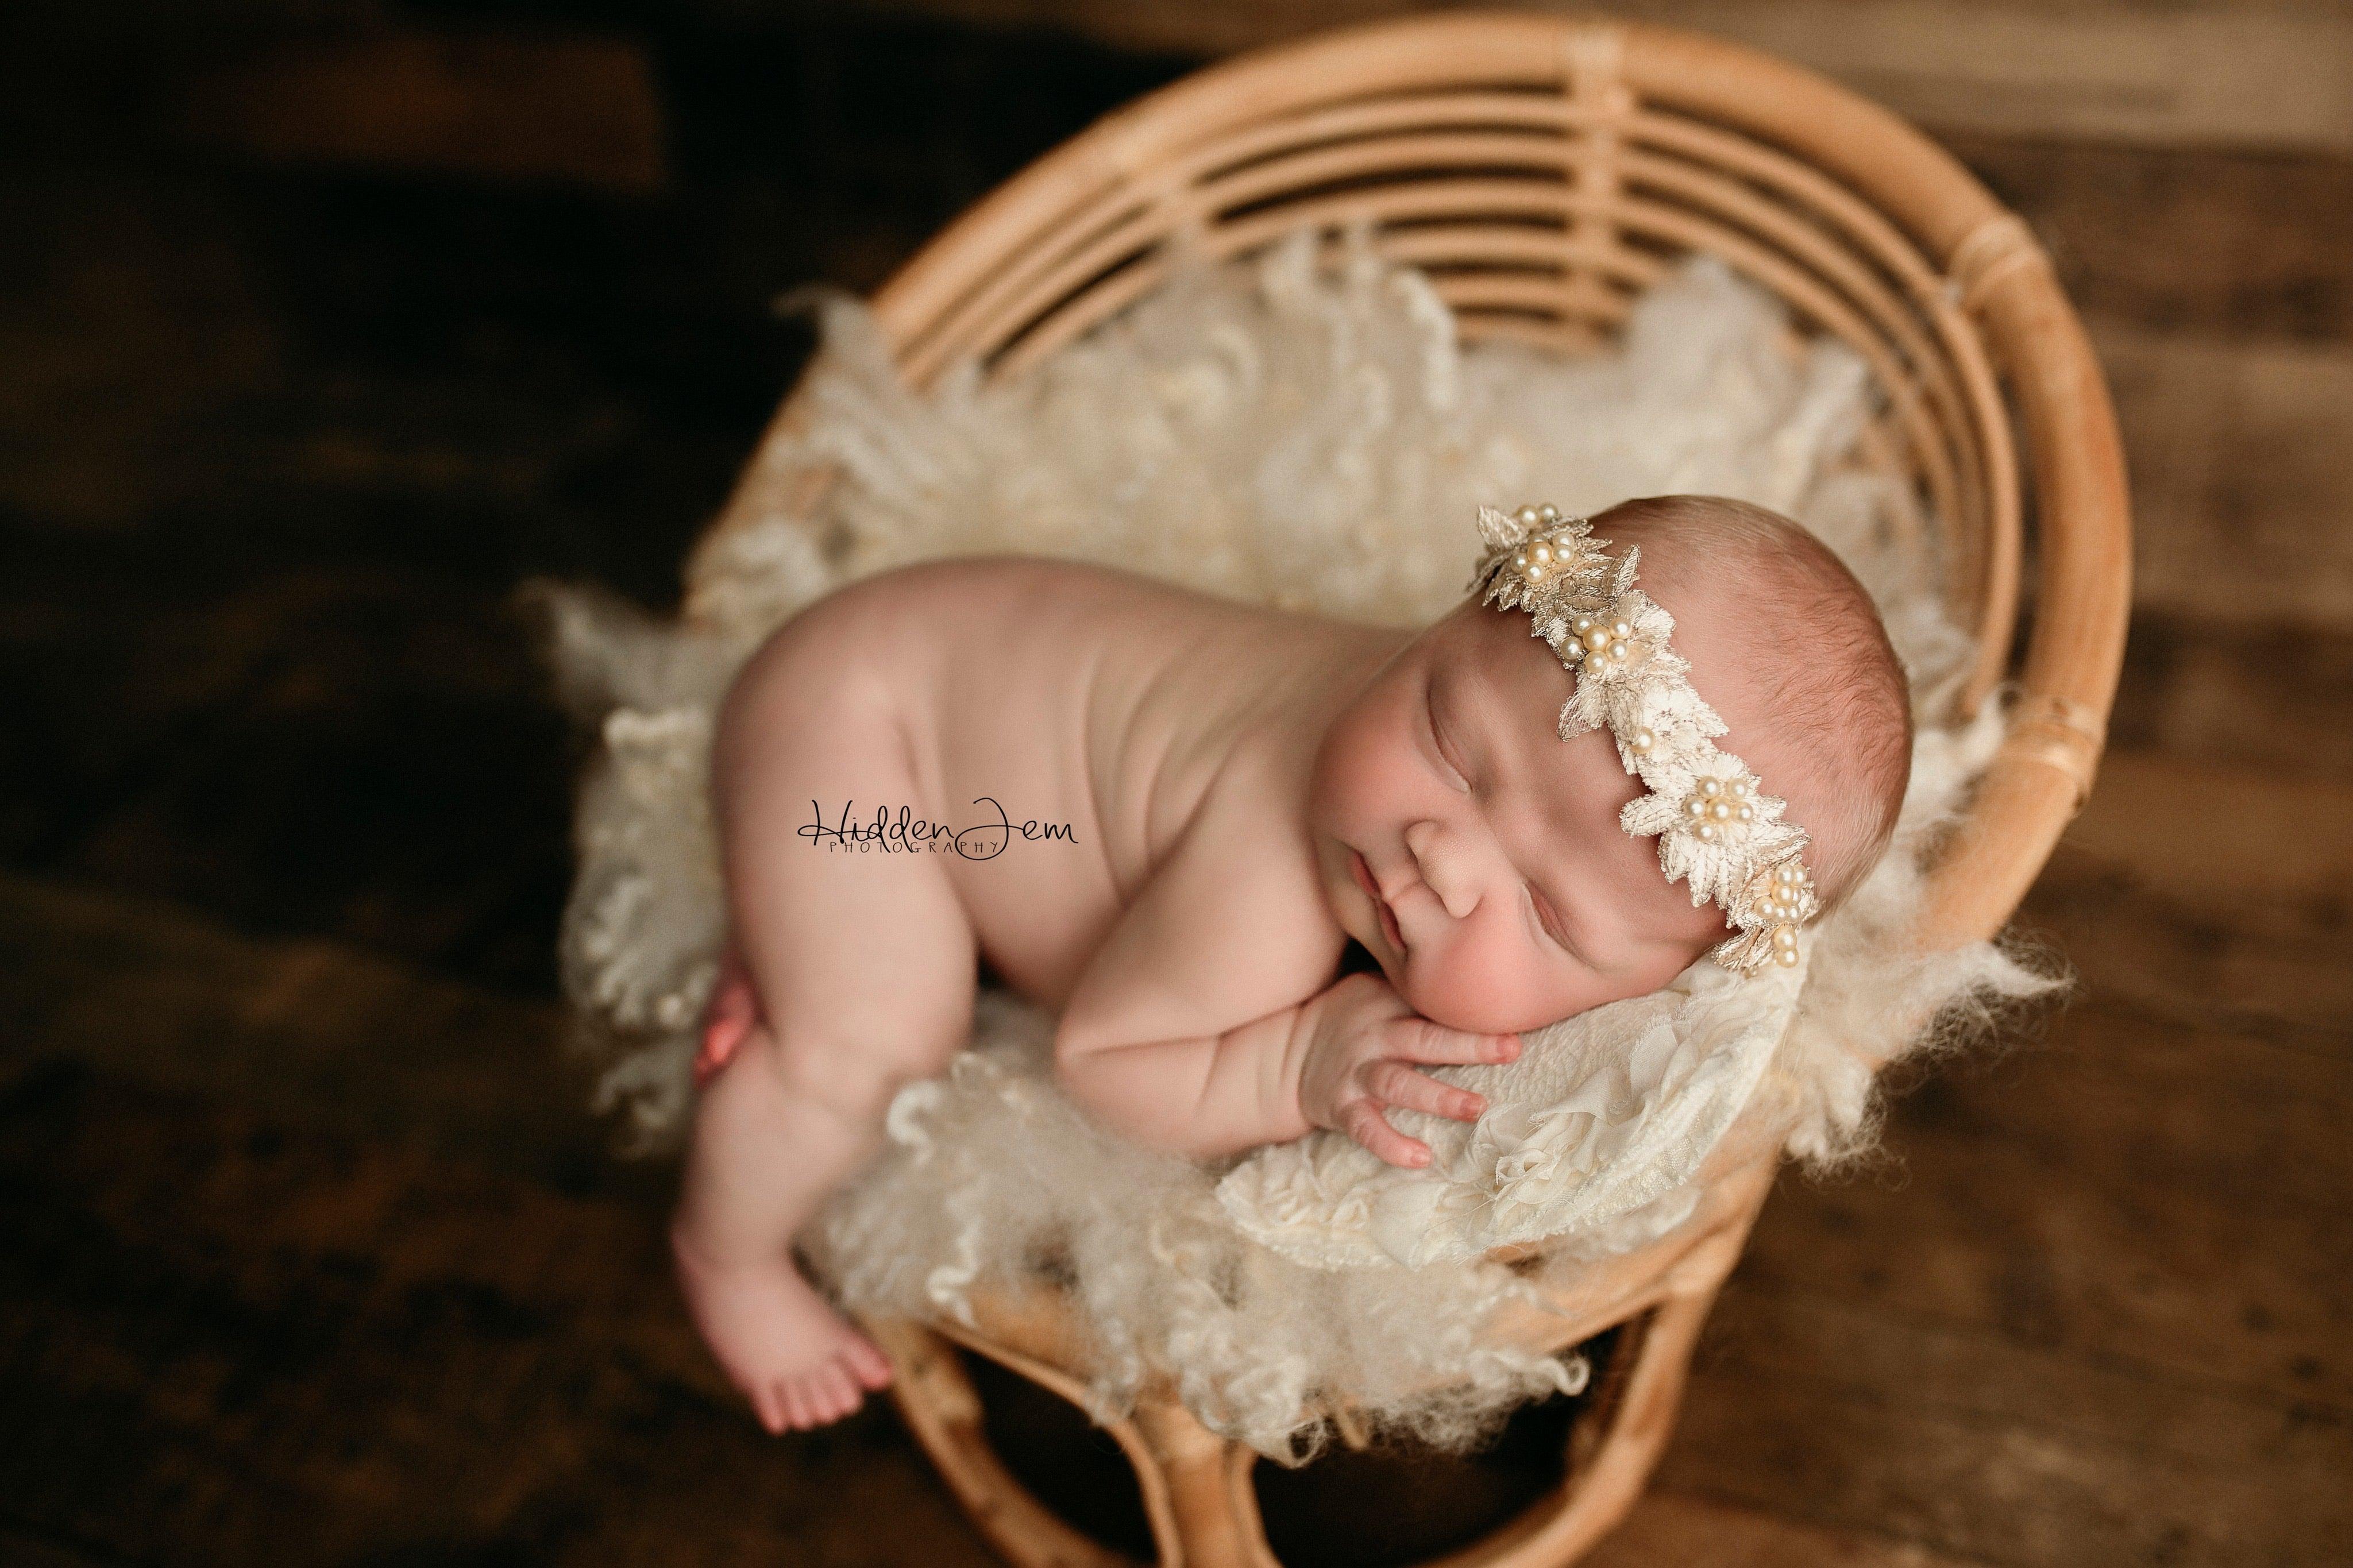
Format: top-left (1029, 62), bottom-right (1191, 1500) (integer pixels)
top-left (1314, 712), bottom-right (1409, 828)
top-left (1409, 930), bottom-right (1540, 1034)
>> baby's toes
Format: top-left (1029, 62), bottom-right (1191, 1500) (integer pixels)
top-left (809, 1362), bottom-right (858, 1422)
top-left (778, 1381), bottom-right (815, 1431)
top-left (842, 1334), bottom-right (894, 1391)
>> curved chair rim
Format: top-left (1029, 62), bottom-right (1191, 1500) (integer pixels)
top-left (689, 6), bottom-right (2134, 1431)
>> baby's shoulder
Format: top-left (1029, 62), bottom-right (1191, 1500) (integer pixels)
top-left (813, 556), bottom-right (1221, 659)
top-left (830, 554), bottom-right (1171, 612)
top-left (1158, 747), bottom-right (1339, 947)
top-left (737, 557), bottom-right (1108, 696)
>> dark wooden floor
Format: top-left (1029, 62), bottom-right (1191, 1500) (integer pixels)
top-left (3, 5), bottom-right (2347, 1565)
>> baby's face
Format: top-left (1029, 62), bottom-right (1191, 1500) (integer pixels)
top-left (1307, 598), bottom-right (1733, 1035)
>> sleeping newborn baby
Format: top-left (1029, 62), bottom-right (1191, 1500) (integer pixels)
top-left (673, 493), bottom-right (1912, 1432)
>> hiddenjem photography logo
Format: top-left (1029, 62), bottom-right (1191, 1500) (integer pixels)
top-left (799, 796), bottom-right (1078, 858)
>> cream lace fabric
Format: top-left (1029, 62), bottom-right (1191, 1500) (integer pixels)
top-left (540, 226), bottom-right (2059, 1459)
top-left (1218, 948), bottom-right (1806, 1269)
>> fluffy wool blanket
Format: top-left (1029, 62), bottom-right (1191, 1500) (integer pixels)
top-left (541, 226), bottom-right (2058, 1460)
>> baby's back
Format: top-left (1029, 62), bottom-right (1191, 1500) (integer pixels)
top-left (800, 555), bottom-right (1371, 1011)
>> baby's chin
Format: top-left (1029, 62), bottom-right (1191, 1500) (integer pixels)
top-left (1393, 967), bottom-right (1550, 1036)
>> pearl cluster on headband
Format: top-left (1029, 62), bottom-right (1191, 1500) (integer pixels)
top-left (1465, 503), bottom-right (1820, 975)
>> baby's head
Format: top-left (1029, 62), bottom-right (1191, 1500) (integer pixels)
top-left (1308, 495), bottom-right (1912, 1034)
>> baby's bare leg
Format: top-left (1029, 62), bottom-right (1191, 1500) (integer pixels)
top-left (674, 1016), bottom-right (900, 1432)
top-left (675, 635), bottom-right (977, 1433)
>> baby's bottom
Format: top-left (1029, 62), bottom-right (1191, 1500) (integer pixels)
top-left (673, 679), bottom-right (979, 1434)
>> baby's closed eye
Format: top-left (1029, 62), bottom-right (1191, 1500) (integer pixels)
top-left (1423, 688), bottom-right (1473, 795)
top-left (1522, 882), bottom-right (1579, 959)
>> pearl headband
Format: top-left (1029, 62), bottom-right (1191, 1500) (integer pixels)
top-left (1464, 502), bottom-right (1818, 975)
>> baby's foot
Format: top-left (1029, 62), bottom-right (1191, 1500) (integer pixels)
top-left (672, 1230), bottom-right (894, 1432)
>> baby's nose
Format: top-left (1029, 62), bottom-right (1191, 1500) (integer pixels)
top-left (1403, 821), bottom-right (1482, 920)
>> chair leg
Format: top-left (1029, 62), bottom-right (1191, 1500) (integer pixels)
top-left (1129, 1397), bottom-right (1276, 1568)
top-left (870, 1318), bottom-right (1137, 1568)
top-left (878, 1282), bottom-right (1726, 1568)
top-left (1420, 1287), bottom-right (1722, 1568)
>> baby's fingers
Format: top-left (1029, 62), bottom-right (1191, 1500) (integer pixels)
top-left (1339, 1099), bottom-right (1432, 1169)
top-left (1367, 1061), bottom-right (1485, 1123)
top-left (1388, 1017), bottom-right (1521, 1067)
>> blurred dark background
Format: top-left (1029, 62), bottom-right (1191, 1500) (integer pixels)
top-left (2, 2), bottom-right (2347, 1564)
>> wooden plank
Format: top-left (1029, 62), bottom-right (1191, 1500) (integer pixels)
top-left (1717, 748), bottom-right (2353, 1416)
top-left (1627, 743), bottom-right (2353, 1565)
top-left (1586, 1489), bottom-right (1997, 1566)
top-left (2062, 751), bottom-right (2353, 912)
top-left (1665, 1282), bottom-right (2353, 1567)
top-left (0, 872), bottom-right (605, 1181)
top-left (2022, 750), bottom-right (2353, 1036)
top-left (2108, 613), bottom-right (2353, 776)
top-left (174, 29), bottom-right (668, 191)
top-left (1742, 1008), bottom-right (2353, 1403)
top-left (41, 570), bottom-right (585, 994)
top-left (0, 869), bottom-right (995, 1563)
top-left (1645, 904), bottom-right (2353, 1565)
top-left (1947, 135), bottom-right (2353, 344)
top-left (0, 1530), bottom-right (113, 1568)
top-left (834, 0), bottom-right (2353, 155)
top-left (1649, 1), bottom-right (2353, 156)
top-left (0, 1063), bottom-right (994, 1566)
top-left (2030, 862), bottom-right (2353, 1045)
top-left (2093, 322), bottom-right (2353, 635)
top-left (1683, 1034), bottom-right (2349, 1559)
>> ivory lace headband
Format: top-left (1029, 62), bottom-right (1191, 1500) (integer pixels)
top-left (1465, 502), bottom-right (1817, 975)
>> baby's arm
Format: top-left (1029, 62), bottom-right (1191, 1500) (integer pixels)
top-left (1054, 818), bottom-right (1520, 1165)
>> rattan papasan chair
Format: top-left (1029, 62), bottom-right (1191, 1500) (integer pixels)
top-left (677, 10), bottom-right (2131, 1566)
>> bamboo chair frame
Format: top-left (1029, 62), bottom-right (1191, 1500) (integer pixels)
top-left (685, 11), bottom-right (2132, 1565)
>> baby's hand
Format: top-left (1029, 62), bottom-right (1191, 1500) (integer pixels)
top-left (1294, 972), bottom-right (1520, 1168)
